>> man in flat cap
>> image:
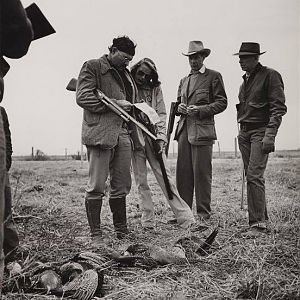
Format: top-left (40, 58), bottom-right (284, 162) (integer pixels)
top-left (76, 36), bottom-right (137, 241)
top-left (174, 41), bottom-right (227, 224)
top-left (234, 42), bottom-right (287, 234)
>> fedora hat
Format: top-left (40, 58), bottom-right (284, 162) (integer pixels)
top-left (234, 42), bottom-right (266, 56)
top-left (182, 41), bottom-right (211, 57)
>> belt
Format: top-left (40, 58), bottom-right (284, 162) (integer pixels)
top-left (240, 122), bottom-right (267, 131)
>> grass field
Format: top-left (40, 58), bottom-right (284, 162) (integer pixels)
top-left (2, 151), bottom-right (300, 299)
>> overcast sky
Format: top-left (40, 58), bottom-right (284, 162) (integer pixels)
top-left (3, 0), bottom-right (299, 155)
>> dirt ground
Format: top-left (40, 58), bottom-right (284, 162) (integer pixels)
top-left (2, 151), bottom-right (300, 299)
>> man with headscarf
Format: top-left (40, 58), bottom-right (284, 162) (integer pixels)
top-left (175, 41), bottom-right (227, 223)
top-left (234, 42), bottom-right (287, 234)
top-left (130, 58), bottom-right (195, 229)
top-left (76, 36), bottom-right (137, 240)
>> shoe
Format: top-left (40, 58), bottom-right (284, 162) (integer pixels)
top-left (167, 218), bottom-right (177, 225)
top-left (197, 214), bottom-right (211, 221)
top-left (91, 234), bottom-right (105, 247)
top-left (242, 226), bottom-right (269, 238)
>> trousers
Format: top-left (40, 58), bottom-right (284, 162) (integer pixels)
top-left (238, 127), bottom-right (269, 226)
top-left (176, 125), bottom-right (213, 219)
top-left (85, 128), bottom-right (132, 201)
top-left (132, 137), bottom-right (195, 228)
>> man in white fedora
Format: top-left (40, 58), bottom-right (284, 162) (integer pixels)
top-left (174, 41), bottom-right (227, 224)
top-left (234, 42), bottom-right (287, 234)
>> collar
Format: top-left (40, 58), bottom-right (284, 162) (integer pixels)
top-left (189, 64), bottom-right (206, 76)
top-left (242, 62), bottom-right (262, 80)
top-left (100, 54), bottom-right (130, 75)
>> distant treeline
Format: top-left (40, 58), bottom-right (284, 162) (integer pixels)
top-left (12, 149), bottom-right (300, 161)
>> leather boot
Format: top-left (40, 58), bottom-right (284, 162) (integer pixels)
top-left (85, 198), bottom-right (102, 237)
top-left (109, 197), bottom-right (129, 239)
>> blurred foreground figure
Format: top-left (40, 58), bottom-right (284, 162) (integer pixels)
top-left (130, 58), bottom-right (195, 229)
top-left (234, 42), bottom-right (287, 235)
top-left (0, 106), bottom-right (20, 261)
top-left (175, 41), bottom-right (227, 222)
top-left (76, 36), bottom-right (137, 240)
top-left (0, 0), bottom-right (55, 293)
top-left (0, 0), bottom-right (33, 292)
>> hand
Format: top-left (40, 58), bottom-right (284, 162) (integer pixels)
top-left (262, 142), bottom-right (275, 154)
top-left (117, 99), bottom-right (133, 112)
top-left (177, 103), bottom-right (187, 115)
top-left (187, 105), bottom-right (200, 115)
top-left (157, 139), bottom-right (166, 153)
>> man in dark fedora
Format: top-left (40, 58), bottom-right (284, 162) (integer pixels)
top-left (174, 41), bottom-right (227, 224)
top-left (234, 42), bottom-right (287, 234)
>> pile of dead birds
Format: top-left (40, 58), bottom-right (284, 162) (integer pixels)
top-left (2, 228), bottom-right (218, 299)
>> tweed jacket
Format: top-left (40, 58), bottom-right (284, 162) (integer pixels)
top-left (174, 68), bottom-right (227, 145)
top-left (76, 55), bottom-right (137, 148)
top-left (236, 63), bottom-right (287, 143)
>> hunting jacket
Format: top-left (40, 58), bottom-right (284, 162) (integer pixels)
top-left (236, 63), bottom-right (287, 143)
top-left (76, 55), bottom-right (137, 149)
top-left (174, 67), bottom-right (227, 145)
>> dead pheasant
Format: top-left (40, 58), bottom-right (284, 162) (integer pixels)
top-left (176, 227), bottom-right (219, 260)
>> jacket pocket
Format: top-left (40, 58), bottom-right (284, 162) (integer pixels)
top-left (83, 110), bottom-right (100, 126)
top-left (195, 88), bottom-right (209, 105)
top-left (248, 101), bottom-right (269, 121)
top-left (194, 120), bottom-right (216, 140)
top-left (248, 101), bottom-right (269, 109)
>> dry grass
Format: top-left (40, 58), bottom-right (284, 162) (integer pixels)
top-left (2, 151), bottom-right (300, 299)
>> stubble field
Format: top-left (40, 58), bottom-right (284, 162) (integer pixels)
top-left (2, 151), bottom-right (300, 299)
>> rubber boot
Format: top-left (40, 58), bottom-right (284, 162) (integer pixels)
top-left (85, 198), bottom-right (102, 238)
top-left (109, 197), bottom-right (129, 239)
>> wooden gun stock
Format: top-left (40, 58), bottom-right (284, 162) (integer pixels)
top-left (165, 102), bottom-right (178, 156)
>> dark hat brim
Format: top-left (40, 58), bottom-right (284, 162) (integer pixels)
top-left (182, 49), bottom-right (211, 57)
top-left (233, 51), bottom-right (266, 56)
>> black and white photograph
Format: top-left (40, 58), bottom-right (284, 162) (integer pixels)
top-left (0, 0), bottom-right (299, 299)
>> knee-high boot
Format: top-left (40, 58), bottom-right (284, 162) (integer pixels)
top-left (109, 197), bottom-right (129, 239)
top-left (85, 198), bottom-right (102, 237)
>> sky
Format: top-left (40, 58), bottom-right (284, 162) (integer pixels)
top-left (3, 0), bottom-right (299, 155)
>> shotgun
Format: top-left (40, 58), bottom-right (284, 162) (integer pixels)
top-left (134, 112), bottom-right (173, 200)
top-left (67, 78), bottom-right (173, 200)
top-left (241, 165), bottom-right (246, 209)
top-left (165, 102), bottom-right (178, 156)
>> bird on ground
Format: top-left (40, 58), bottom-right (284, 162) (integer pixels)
top-left (121, 227), bottom-right (219, 268)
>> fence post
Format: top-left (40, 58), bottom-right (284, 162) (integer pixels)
top-left (235, 137), bottom-right (238, 158)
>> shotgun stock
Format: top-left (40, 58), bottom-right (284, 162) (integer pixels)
top-left (67, 78), bottom-right (173, 200)
top-left (97, 92), bottom-right (173, 200)
top-left (165, 102), bottom-right (178, 156)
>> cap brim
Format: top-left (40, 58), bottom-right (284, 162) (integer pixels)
top-left (25, 3), bottom-right (56, 40)
top-left (233, 51), bottom-right (266, 56)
